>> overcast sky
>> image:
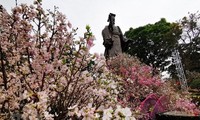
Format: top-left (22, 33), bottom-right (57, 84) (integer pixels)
top-left (1, 0), bottom-right (200, 54)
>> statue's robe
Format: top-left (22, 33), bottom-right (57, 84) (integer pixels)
top-left (102, 25), bottom-right (125, 59)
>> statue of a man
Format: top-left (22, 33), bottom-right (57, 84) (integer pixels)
top-left (102, 13), bottom-right (128, 60)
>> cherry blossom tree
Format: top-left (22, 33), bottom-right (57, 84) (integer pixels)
top-left (0, 1), bottom-right (136, 119)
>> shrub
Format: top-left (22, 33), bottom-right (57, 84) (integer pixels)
top-left (190, 79), bottom-right (200, 89)
top-left (107, 53), bottom-right (200, 119)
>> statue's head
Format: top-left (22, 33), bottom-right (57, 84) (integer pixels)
top-left (107, 13), bottom-right (116, 25)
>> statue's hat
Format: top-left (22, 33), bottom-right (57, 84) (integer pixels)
top-left (107, 13), bottom-right (116, 22)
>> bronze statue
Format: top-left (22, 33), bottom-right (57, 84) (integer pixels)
top-left (102, 13), bottom-right (128, 60)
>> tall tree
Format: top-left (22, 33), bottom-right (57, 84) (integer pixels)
top-left (124, 18), bottom-right (182, 74)
top-left (178, 12), bottom-right (200, 73)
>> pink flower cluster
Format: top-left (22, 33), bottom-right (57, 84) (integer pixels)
top-left (175, 98), bottom-right (200, 116)
top-left (107, 53), bottom-right (200, 119)
top-left (121, 65), bottom-right (162, 87)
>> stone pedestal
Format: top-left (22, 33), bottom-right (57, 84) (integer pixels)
top-left (156, 111), bottom-right (200, 120)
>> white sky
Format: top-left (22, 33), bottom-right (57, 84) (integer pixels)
top-left (1, 0), bottom-right (200, 54)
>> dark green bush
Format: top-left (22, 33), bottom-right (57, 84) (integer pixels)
top-left (190, 78), bottom-right (200, 89)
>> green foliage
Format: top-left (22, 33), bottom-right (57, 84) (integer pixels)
top-left (186, 71), bottom-right (200, 85)
top-left (85, 25), bottom-right (93, 37)
top-left (190, 79), bottom-right (200, 89)
top-left (37, 0), bottom-right (42, 3)
top-left (124, 18), bottom-right (182, 74)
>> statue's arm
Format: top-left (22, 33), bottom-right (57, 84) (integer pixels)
top-left (102, 30), bottom-right (113, 49)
